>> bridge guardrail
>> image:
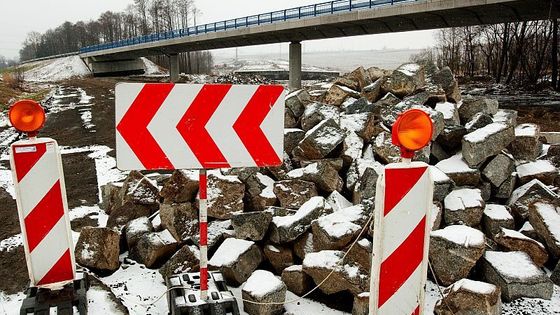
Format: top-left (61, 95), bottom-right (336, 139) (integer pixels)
top-left (79, 0), bottom-right (416, 54)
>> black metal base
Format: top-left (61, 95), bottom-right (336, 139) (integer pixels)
top-left (20, 273), bottom-right (89, 315)
top-left (166, 271), bottom-right (240, 315)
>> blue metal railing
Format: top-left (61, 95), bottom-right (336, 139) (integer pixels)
top-left (80, 0), bottom-right (416, 54)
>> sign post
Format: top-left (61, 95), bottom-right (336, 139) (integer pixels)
top-left (115, 83), bottom-right (285, 313)
top-left (9, 100), bottom-right (88, 314)
top-left (369, 110), bottom-right (434, 315)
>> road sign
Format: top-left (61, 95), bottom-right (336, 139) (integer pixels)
top-left (115, 83), bottom-right (285, 170)
top-left (10, 138), bottom-right (76, 289)
top-left (369, 162), bottom-right (433, 315)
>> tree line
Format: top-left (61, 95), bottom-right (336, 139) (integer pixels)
top-left (19, 0), bottom-right (213, 74)
top-left (414, 20), bottom-right (560, 90)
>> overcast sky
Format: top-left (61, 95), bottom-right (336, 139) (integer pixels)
top-left (0, 0), bottom-right (435, 60)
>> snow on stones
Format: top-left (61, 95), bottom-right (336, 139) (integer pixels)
top-left (273, 179), bottom-right (318, 209)
top-left (494, 228), bottom-right (548, 267)
top-left (269, 196), bottom-right (332, 244)
top-left (159, 203), bottom-right (198, 241)
top-left (244, 172), bottom-right (278, 211)
top-left (159, 245), bottom-right (199, 279)
top-left (324, 84), bottom-right (361, 106)
top-left (284, 128), bottom-right (305, 155)
top-left (159, 170), bottom-right (199, 204)
top-left (300, 102), bottom-right (341, 131)
top-left (342, 131), bottom-right (364, 166)
top-left (430, 225), bottom-right (486, 286)
top-left (209, 238), bottom-right (262, 285)
top-left (242, 270), bottom-right (287, 315)
top-left (326, 191), bottom-right (353, 212)
top-left (281, 265), bottom-right (313, 296)
top-left (129, 229), bottom-right (179, 268)
top-left (435, 101), bottom-right (460, 126)
top-left (458, 96), bottom-right (499, 123)
top-left (381, 63), bottom-right (425, 98)
top-left (434, 279), bottom-right (501, 315)
top-left (528, 201), bottom-right (560, 259)
top-left (511, 123), bottom-right (542, 161)
top-left (75, 227), bottom-right (120, 272)
top-left (482, 204), bottom-right (515, 238)
top-left (206, 171), bottom-right (245, 219)
top-left (231, 210), bottom-right (273, 241)
top-left (481, 251), bottom-right (553, 301)
top-left (293, 119), bottom-right (346, 160)
top-left (311, 205), bottom-right (367, 251)
top-left (124, 216), bottom-right (153, 249)
top-left (462, 122), bottom-right (515, 167)
top-left (429, 166), bottom-right (454, 202)
top-left (287, 161), bottom-right (343, 193)
top-left (516, 160), bottom-right (558, 185)
top-left (444, 188), bottom-right (485, 227)
top-left (436, 153), bottom-right (481, 186)
top-left (302, 250), bottom-right (368, 295)
top-left (482, 153), bottom-right (515, 188)
top-left (263, 244), bottom-right (294, 274)
top-left (465, 112), bottom-right (494, 134)
top-left (507, 179), bottom-right (558, 221)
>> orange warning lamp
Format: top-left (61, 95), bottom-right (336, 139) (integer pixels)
top-left (8, 100), bottom-right (46, 137)
top-left (392, 109), bottom-right (433, 159)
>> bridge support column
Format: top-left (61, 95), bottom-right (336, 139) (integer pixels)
top-left (289, 41), bottom-right (302, 91)
top-left (169, 53), bottom-right (180, 83)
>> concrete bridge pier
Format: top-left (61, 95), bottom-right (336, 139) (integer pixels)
top-left (289, 41), bottom-right (302, 91)
top-left (169, 53), bottom-right (180, 83)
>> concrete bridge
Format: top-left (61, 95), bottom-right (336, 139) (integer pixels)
top-left (79, 0), bottom-right (559, 89)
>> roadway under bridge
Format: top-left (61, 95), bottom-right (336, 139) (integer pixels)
top-left (79, 0), bottom-right (560, 89)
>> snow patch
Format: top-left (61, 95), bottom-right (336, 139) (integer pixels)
top-left (242, 270), bottom-right (285, 298)
top-left (209, 238), bottom-right (254, 267)
top-left (24, 56), bottom-right (91, 82)
top-left (431, 225), bottom-right (485, 247)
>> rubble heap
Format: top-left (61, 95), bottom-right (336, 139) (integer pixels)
top-left (79, 62), bottom-right (560, 315)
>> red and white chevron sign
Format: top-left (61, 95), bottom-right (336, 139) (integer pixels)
top-left (10, 138), bottom-right (76, 288)
top-left (370, 162), bottom-right (433, 315)
top-left (115, 83), bottom-right (285, 170)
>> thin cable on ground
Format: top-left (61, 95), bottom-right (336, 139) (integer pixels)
top-left (144, 213), bottom-right (374, 307)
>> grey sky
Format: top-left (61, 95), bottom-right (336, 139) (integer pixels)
top-left (0, 0), bottom-right (435, 60)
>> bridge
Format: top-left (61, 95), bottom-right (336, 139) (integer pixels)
top-left (79, 0), bottom-right (559, 89)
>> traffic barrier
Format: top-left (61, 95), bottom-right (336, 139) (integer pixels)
top-left (369, 110), bottom-right (434, 315)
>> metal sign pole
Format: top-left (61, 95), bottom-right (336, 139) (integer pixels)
top-left (199, 169), bottom-right (208, 300)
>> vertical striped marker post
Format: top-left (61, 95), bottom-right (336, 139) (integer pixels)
top-left (10, 138), bottom-right (76, 289)
top-left (199, 169), bottom-right (208, 300)
top-left (369, 109), bottom-right (434, 315)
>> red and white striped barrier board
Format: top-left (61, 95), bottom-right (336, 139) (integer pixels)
top-left (369, 162), bottom-right (433, 315)
top-left (115, 83), bottom-right (285, 170)
top-left (10, 138), bottom-right (75, 289)
top-left (199, 170), bottom-right (209, 300)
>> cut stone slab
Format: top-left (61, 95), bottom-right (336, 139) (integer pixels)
top-left (273, 179), bottom-right (318, 209)
top-left (326, 191), bottom-right (353, 212)
top-left (435, 153), bottom-right (481, 186)
top-left (431, 202), bottom-right (443, 231)
top-left (511, 123), bottom-right (542, 161)
top-left (519, 221), bottom-right (541, 241)
top-left (551, 261), bottom-right (560, 286)
top-left (159, 170), bottom-right (199, 204)
top-left (281, 265), bottom-right (313, 296)
top-left (208, 238), bottom-right (263, 285)
top-left (242, 270), bottom-right (287, 315)
top-left (482, 153), bottom-right (515, 188)
top-left (462, 123), bottom-right (515, 168)
top-left (294, 232), bottom-right (315, 260)
top-left (493, 109), bottom-right (518, 126)
top-left (430, 225), bottom-right (486, 286)
top-left (434, 279), bottom-right (501, 315)
top-left (516, 160), bottom-right (558, 185)
top-left (312, 205), bottom-right (367, 251)
top-left (302, 250), bottom-right (368, 295)
top-left (495, 174), bottom-right (516, 200)
top-left (284, 128), bottom-right (306, 156)
top-left (435, 101), bottom-right (460, 126)
top-left (300, 102), bottom-right (341, 131)
top-left (269, 196), bottom-right (332, 244)
top-left (125, 216), bottom-right (154, 249)
top-left (286, 162), bottom-right (343, 193)
top-left (293, 119), bottom-right (346, 160)
top-left (429, 166), bottom-right (454, 202)
top-left (244, 172), bottom-right (277, 211)
top-left (432, 66), bottom-right (461, 103)
top-left (507, 179), bottom-right (558, 221)
top-left (285, 89), bottom-right (311, 118)
top-left (100, 182), bottom-right (123, 214)
top-left (159, 245), bottom-right (199, 279)
top-left (231, 211), bottom-right (273, 241)
top-left (346, 238), bottom-right (373, 273)
top-left (528, 202), bottom-right (560, 260)
top-left (75, 227), bottom-right (120, 272)
top-left (129, 229), bottom-right (179, 268)
top-left (340, 112), bottom-right (377, 141)
top-left (482, 251), bottom-right (553, 301)
top-left (120, 171), bottom-right (160, 207)
top-left (159, 203), bottom-right (198, 241)
top-left (206, 171), bottom-right (245, 219)
top-left (352, 162), bottom-right (384, 205)
top-left (362, 79), bottom-right (383, 103)
top-left (482, 204), bottom-right (515, 238)
top-left (444, 188), bottom-right (485, 227)
top-left (436, 125), bottom-right (468, 152)
top-left (495, 228), bottom-right (549, 267)
top-left (352, 292), bottom-right (370, 315)
top-left (465, 112), bottom-right (494, 134)
top-left (107, 201), bottom-right (155, 230)
top-left (346, 158), bottom-right (384, 192)
top-left (458, 97), bottom-right (499, 123)
top-left (374, 131), bottom-right (430, 164)
top-left (263, 244), bottom-right (294, 274)
top-left (324, 84), bottom-right (361, 106)
top-left (381, 63), bottom-right (425, 98)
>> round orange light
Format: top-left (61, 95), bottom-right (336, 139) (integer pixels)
top-left (8, 100), bottom-right (46, 135)
top-left (393, 109), bottom-right (433, 152)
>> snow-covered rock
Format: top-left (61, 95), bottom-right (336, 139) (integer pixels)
top-left (293, 119), bottom-right (346, 160)
top-left (231, 210), bottom-right (273, 241)
top-left (263, 244), bottom-right (294, 274)
top-left (311, 205), bottom-right (367, 251)
top-left (436, 153), bottom-right (481, 186)
top-left (281, 265), bottom-right (313, 296)
top-left (434, 279), bottom-right (501, 315)
top-left (507, 179), bottom-right (558, 221)
top-left (495, 228), bottom-right (548, 267)
top-left (462, 122), bottom-right (515, 167)
top-left (159, 245), bottom-right (199, 279)
top-left (516, 160), bottom-right (558, 185)
top-left (482, 204), bottom-right (515, 238)
top-left (511, 123), bottom-right (542, 161)
top-left (482, 251), bottom-right (553, 301)
top-left (528, 201), bottom-right (560, 259)
top-left (458, 97), bottom-right (499, 123)
top-left (444, 188), bottom-right (485, 227)
top-left (159, 170), bottom-right (199, 204)
top-left (129, 229), bottom-right (179, 268)
top-left (273, 179), bottom-right (318, 209)
top-left (124, 216), bottom-right (153, 249)
top-left (208, 238), bottom-right (262, 285)
top-left (75, 227), bottom-right (120, 272)
top-left (482, 153), bottom-right (515, 188)
top-left (159, 203), bottom-right (198, 241)
top-left (242, 270), bottom-right (287, 315)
